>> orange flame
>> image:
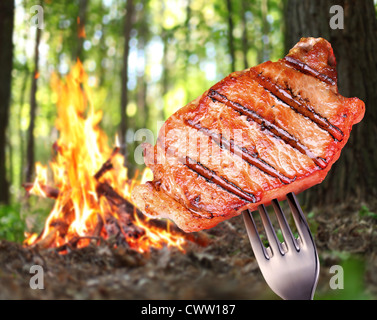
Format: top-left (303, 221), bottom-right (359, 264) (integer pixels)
top-left (77, 17), bottom-right (86, 39)
top-left (24, 60), bottom-right (185, 252)
top-left (28, 162), bottom-right (48, 198)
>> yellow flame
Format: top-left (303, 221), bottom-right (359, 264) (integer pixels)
top-left (28, 162), bottom-right (48, 198)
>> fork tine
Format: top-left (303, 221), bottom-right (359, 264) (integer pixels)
top-left (271, 199), bottom-right (300, 252)
top-left (243, 193), bottom-right (320, 300)
top-left (258, 204), bottom-right (285, 256)
top-left (242, 210), bottom-right (269, 260)
top-left (286, 192), bottom-right (314, 248)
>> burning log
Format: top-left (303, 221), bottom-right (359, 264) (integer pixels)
top-left (24, 170), bottom-right (210, 251)
top-left (32, 227), bottom-right (59, 249)
top-left (54, 236), bottom-right (103, 253)
top-left (22, 182), bottom-right (60, 199)
top-left (95, 180), bottom-right (210, 247)
top-left (26, 195), bottom-right (75, 249)
top-left (24, 158), bottom-right (210, 251)
top-left (96, 182), bottom-right (130, 207)
top-left (91, 213), bottom-right (104, 238)
top-left (94, 146), bottom-right (120, 180)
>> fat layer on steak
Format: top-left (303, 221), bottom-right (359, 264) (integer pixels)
top-left (131, 37), bottom-right (365, 232)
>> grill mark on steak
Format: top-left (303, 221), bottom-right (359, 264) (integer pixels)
top-left (207, 89), bottom-right (327, 169)
top-left (250, 68), bottom-right (344, 141)
top-left (148, 181), bottom-right (213, 219)
top-left (181, 156), bottom-right (258, 203)
top-left (159, 142), bottom-right (258, 204)
top-left (186, 119), bottom-right (293, 184)
top-left (283, 56), bottom-right (336, 86)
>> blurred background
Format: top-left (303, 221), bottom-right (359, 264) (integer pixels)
top-left (0, 0), bottom-right (376, 299)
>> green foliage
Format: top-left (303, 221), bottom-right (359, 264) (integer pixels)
top-left (306, 211), bottom-right (319, 235)
top-left (0, 203), bottom-right (26, 243)
top-left (359, 205), bottom-right (377, 220)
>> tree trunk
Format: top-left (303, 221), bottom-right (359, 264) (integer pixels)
top-left (226, 0), bottom-right (236, 72)
top-left (76, 0), bottom-right (89, 61)
top-left (18, 67), bottom-right (30, 187)
top-left (241, 0), bottom-right (249, 69)
top-left (284, 0), bottom-right (377, 208)
top-left (183, 0), bottom-right (191, 100)
top-left (259, 0), bottom-right (270, 63)
top-left (0, 0), bottom-right (15, 204)
top-left (26, 25), bottom-right (41, 183)
top-left (184, 0), bottom-right (191, 62)
top-left (160, 1), bottom-right (170, 121)
top-left (120, 0), bottom-right (135, 153)
top-left (161, 27), bottom-right (169, 121)
top-left (136, 0), bottom-right (149, 129)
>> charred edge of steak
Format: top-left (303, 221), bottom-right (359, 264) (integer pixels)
top-left (208, 89), bottom-right (327, 169)
top-left (186, 119), bottom-right (293, 184)
top-left (251, 69), bottom-right (344, 142)
top-left (181, 156), bottom-right (257, 203)
top-left (283, 56), bottom-right (336, 86)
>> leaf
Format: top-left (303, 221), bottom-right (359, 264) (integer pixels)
top-left (359, 205), bottom-right (377, 219)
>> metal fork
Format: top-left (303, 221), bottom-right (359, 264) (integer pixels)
top-left (242, 192), bottom-right (320, 300)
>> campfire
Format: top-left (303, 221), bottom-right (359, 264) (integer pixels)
top-left (22, 61), bottom-right (200, 254)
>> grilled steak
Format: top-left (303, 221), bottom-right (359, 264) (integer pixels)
top-left (131, 37), bottom-right (365, 232)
